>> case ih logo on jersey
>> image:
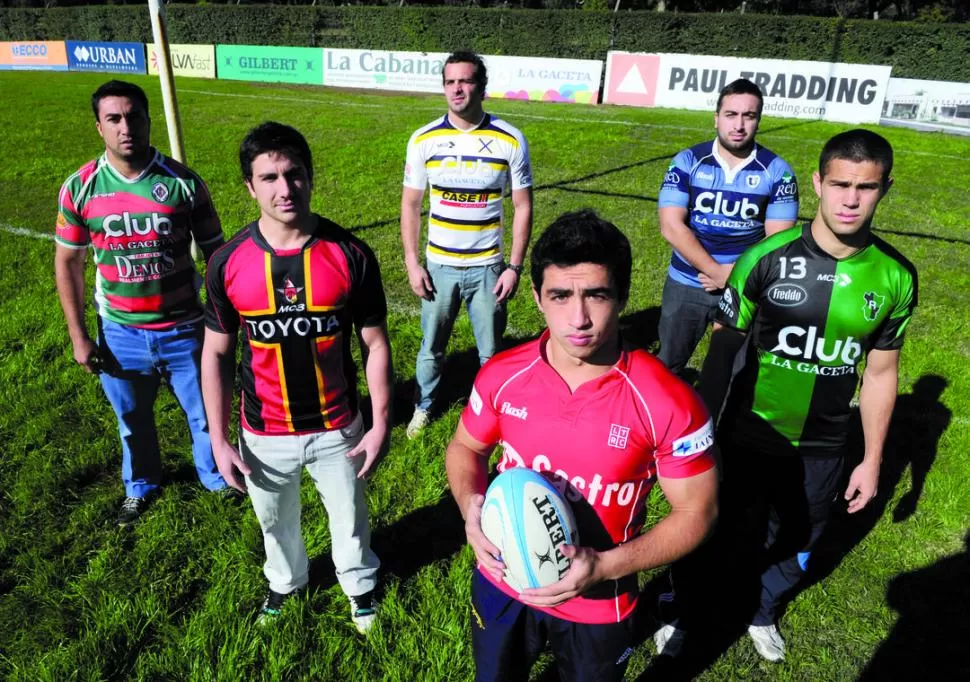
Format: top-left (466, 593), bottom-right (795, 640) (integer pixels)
top-left (693, 191), bottom-right (759, 220)
top-left (767, 283), bottom-right (808, 307)
top-left (863, 291), bottom-right (885, 321)
top-left (771, 325), bottom-right (862, 365)
top-left (608, 424), bottom-right (630, 449)
top-left (151, 183), bottom-right (169, 202)
top-left (276, 277), bottom-right (304, 304)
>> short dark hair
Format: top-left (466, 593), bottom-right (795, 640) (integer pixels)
top-left (716, 78), bottom-right (764, 114)
top-left (530, 209), bottom-right (632, 304)
top-left (239, 122), bottom-right (314, 184)
top-left (91, 80), bottom-right (149, 120)
top-left (819, 128), bottom-right (894, 185)
top-left (443, 50), bottom-right (488, 90)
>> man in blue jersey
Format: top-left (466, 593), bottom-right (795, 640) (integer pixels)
top-left (656, 78), bottom-right (799, 376)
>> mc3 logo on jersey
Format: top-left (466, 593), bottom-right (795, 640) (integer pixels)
top-left (694, 191), bottom-right (759, 220)
top-left (771, 325), bottom-right (862, 365)
top-left (863, 292), bottom-right (885, 322)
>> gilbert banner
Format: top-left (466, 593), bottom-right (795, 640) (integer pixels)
top-left (605, 52), bottom-right (892, 124)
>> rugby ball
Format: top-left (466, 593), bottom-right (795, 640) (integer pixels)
top-left (480, 467), bottom-right (579, 592)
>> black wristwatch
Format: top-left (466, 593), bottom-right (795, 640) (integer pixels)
top-left (506, 263), bottom-right (525, 276)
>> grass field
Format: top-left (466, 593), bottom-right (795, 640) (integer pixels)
top-left (0, 70), bottom-right (968, 681)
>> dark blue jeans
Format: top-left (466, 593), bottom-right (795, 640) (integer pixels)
top-left (657, 276), bottom-right (722, 376)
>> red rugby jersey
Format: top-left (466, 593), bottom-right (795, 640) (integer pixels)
top-left (205, 216), bottom-right (387, 435)
top-left (461, 331), bottom-right (715, 624)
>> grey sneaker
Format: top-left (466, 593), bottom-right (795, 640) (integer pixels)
top-left (654, 623), bottom-right (686, 657)
top-left (349, 591), bottom-right (377, 634)
top-left (748, 624), bottom-right (786, 661)
top-left (406, 409), bottom-right (430, 439)
top-left (117, 495), bottom-right (151, 527)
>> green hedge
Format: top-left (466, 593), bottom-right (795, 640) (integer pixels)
top-left (1, 6), bottom-right (967, 81)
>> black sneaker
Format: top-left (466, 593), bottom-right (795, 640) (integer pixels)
top-left (349, 591), bottom-right (378, 634)
top-left (117, 495), bottom-right (151, 527)
top-left (257, 588), bottom-right (299, 626)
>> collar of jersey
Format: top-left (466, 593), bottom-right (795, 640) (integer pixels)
top-left (534, 329), bottom-right (630, 396)
top-left (445, 112), bottom-right (489, 134)
top-left (712, 139), bottom-right (757, 185)
top-left (100, 147), bottom-right (160, 184)
top-left (247, 213), bottom-right (322, 255)
top-left (801, 222), bottom-right (874, 261)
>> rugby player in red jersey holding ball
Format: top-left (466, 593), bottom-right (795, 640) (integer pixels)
top-left (445, 210), bottom-right (719, 681)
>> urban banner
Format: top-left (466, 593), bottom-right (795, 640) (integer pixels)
top-left (605, 52), bottom-right (892, 124)
top-left (484, 55), bottom-right (603, 105)
top-left (0, 41), bottom-right (68, 71)
top-left (217, 45), bottom-right (323, 85)
top-left (147, 43), bottom-right (215, 79)
top-left (66, 41), bottom-right (146, 75)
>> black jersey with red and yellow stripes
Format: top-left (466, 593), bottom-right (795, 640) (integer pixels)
top-left (205, 215), bottom-right (387, 435)
top-left (716, 224), bottom-right (917, 456)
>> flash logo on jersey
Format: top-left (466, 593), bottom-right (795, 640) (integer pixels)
top-left (863, 291), bottom-right (885, 322)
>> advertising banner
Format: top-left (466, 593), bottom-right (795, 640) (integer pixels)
top-left (0, 41), bottom-right (68, 71)
top-left (882, 77), bottom-right (970, 130)
top-left (323, 49), bottom-right (446, 93)
top-left (484, 55), bottom-right (603, 104)
top-left (66, 41), bottom-right (146, 75)
top-left (605, 52), bottom-right (892, 124)
top-left (147, 43), bottom-right (215, 79)
top-left (217, 45), bottom-right (323, 85)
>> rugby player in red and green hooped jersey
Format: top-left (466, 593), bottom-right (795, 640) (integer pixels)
top-left (659, 129), bottom-right (917, 663)
top-left (54, 81), bottom-right (232, 527)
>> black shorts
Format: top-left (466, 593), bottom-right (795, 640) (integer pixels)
top-left (470, 570), bottom-right (636, 682)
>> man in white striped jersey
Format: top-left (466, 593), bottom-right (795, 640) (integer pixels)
top-left (401, 51), bottom-right (534, 439)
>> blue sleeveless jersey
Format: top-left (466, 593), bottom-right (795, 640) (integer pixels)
top-left (658, 141), bottom-right (799, 287)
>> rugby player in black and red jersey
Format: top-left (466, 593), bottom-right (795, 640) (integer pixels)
top-left (201, 122), bottom-right (392, 633)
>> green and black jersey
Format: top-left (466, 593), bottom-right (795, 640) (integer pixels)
top-left (716, 224), bottom-right (917, 457)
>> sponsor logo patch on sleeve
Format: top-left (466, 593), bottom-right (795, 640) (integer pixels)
top-left (672, 419), bottom-right (714, 457)
top-left (469, 386), bottom-right (483, 416)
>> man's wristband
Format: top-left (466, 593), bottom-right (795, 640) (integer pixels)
top-left (506, 263), bottom-right (524, 276)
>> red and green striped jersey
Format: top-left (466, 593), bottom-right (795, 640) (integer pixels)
top-left (204, 216), bottom-right (387, 436)
top-left (56, 149), bottom-right (224, 328)
top-left (716, 224), bottom-right (917, 456)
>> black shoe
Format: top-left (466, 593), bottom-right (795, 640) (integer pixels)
top-left (257, 588), bottom-right (302, 626)
top-left (349, 590), bottom-right (378, 634)
top-left (117, 495), bottom-right (151, 527)
top-left (217, 486), bottom-right (247, 502)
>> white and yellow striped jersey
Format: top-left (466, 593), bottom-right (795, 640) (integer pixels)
top-left (403, 113), bottom-right (532, 267)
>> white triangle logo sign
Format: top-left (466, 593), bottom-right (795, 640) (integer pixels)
top-left (616, 64), bottom-right (648, 95)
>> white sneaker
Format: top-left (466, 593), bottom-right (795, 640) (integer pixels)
top-left (748, 624), bottom-right (786, 661)
top-left (406, 409), bottom-right (429, 439)
top-left (654, 623), bottom-right (686, 657)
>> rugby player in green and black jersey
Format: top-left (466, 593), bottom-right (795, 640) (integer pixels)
top-left (702, 129), bottom-right (916, 661)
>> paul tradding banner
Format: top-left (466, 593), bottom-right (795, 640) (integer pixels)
top-left (605, 52), bottom-right (892, 124)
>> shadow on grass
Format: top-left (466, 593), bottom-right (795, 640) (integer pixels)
top-left (858, 532), bottom-right (970, 680)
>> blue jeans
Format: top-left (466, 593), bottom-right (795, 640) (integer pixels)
top-left (414, 261), bottom-right (507, 412)
top-left (98, 317), bottom-right (225, 498)
top-left (657, 276), bottom-right (722, 376)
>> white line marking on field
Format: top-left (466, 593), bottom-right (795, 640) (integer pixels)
top-left (0, 222), bottom-right (54, 240)
top-left (179, 88), bottom-right (968, 160)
